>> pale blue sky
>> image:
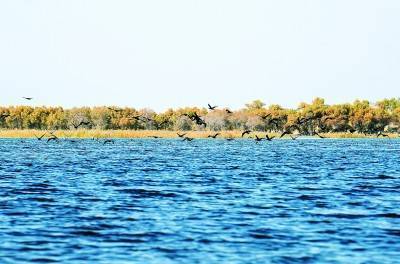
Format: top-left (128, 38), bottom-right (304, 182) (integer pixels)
top-left (0, 1), bottom-right (399, 111)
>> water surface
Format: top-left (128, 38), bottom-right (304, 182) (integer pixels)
top-left (0, 139), bottom-right (400, 263)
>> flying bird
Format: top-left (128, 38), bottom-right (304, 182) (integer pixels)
top-left (72, 121), bottom-right (92, 129)
top-left (47, 135), bottom-right (59, 143)
top-left (191, 112), bottom-right (207, 127)
top-left (254, 135), bottom-right (264, 142)
top-left (321, 116), bottom-right (335, 123)
top-left (154, 120), bottom-right (169, 130)
top-left (314, 132), bottom-right (326, 139)
top-left (280, 130), bottom-right (290, 138)
top-left (128, 115), bottom-right (142, 121)
top-left (259, 113), bottom-right (271, 120)
top-left (177, 132), bottom-right (187, 138)
top-left (265, 134), bottom-right (275, 141)
top-left (22, 97), bottom-right (33, 100)
top-left (208, 133), bottom-right (220, 139)
top-left (241, 130), bottom-right (251, 137)
top-left (103, 139), bottom-right (115, 144)
top-left (377, 131), bottom-right (390, 138)
top-left (225, 109), bottom-right (233, 114)
top-left (182, 137), bottom-right (194, 142)
top-left (208, 104), bottom-right (218, 110)
top-left (108, 107), bottom-right (123, 112)
top-left (34, 133), bottom-right (46, 141)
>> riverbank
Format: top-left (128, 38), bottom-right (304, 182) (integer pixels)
top-left (0, 129), bottom-right (398, 139)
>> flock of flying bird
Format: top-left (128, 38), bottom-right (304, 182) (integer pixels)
top-left (3, 98), bottom-right (394, 144)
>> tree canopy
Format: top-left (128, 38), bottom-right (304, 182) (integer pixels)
top-left (0, 98), bottom-right (399, 134)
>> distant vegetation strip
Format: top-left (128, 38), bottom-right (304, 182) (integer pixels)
top-left (1, 98), bottom-right (400, 137)
top-left (0, 130), bottom-right (397, 139)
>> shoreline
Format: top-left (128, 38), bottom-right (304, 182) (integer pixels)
top-left (0, 130), bottom-right (398, 139)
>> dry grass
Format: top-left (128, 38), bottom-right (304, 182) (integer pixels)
top-left (0, 129), bottom-right (398, 139)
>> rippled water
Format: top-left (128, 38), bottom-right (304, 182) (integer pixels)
top-left (1, 138), bottom-right (400, 263)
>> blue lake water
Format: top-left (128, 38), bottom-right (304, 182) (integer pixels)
top-left (0, 138), bottom-right (400, 263)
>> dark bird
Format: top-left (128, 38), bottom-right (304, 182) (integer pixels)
top-left (208, 133), bottom-right (220, 139)
top-left (241, 130), bottom-right (251, 137)
top-left (377, 131), bottom-right (390, 138)
top-left (47, 135), bottom-right (59, 143)
top-left (191, 112), bottom-right (207, 127)
top-left (314, 132), bottom-right (326, 139)
top-left (149, 136), bottom-right (161, 139)
top-left (321, 116), bottom-right (335, 123)
top-left (265, 134), bottom-right (275, 141)
top-left (296, 116), bottom-right (313, 125)
top-left (225, 109), bottom-right (233, 114)
top-left (290, 135), bottom-right (299, 140)
top-left (254, 135), bottom-right (264, 142)
top-left (140, 116), bottom-right (154, 122)
top-left (108, 107), bottom-right (123, 112)
top-left (259, 113), bottom-right (271, 120)
top-left (22, 97), bottom-right (33, 100)
top-left (103, 139), bottom-right (115, 144)
top-left (177, 132), bottom-right (187, 138)
top-left (267, 118), bottom-right (280, 127)
top-left (128, 115), bottom-right (142, 121)
top-left (183, 137), bottom-right (194, 142)
top-left (280, 130), bottom-right (290, 138)
top-left (72, 121), bottom-right (92, 129)
top-left (226, 138), bottom-right (235, 141)
top-left (34, 133), bottom-right (46, 141)
top-left (154, 120), bottom-right (168, 130)
top-left (208, 104), bottom-right (218, 110)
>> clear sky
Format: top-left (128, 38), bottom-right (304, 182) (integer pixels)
top-left (0, 1), bottom-right (399, 111)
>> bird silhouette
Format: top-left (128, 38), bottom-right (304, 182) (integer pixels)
top-left (149, 136), bottom-right (161, 139)
top-left (259, 113), bottom-right (271, 120)
top-left (103, 139), bottom-right (115, 144)
top-left (128, 115), bottom-right (142, 121)
top-left (72, 121), bottom-right (92, 129)
top-left (377, 131), bottom-right (390, 138)
top-left (22, 97), bottom-right (33, 100)
top-left (290, 135), bottom-right (299, 140)
top-left (154, 120), bottom-right (168, 130)
top-left (108, 107), bottom-right (123, 112)
top-left (177, 132), bottom-right (187, 138)
top-left (280, 130), bottom-right (290, 138)
top-left (321, 116), bottom-right (335, 123)
top-left (265, 134), bottom-right (275, 141)
top-left (254, 135), bottom-right (264, 142)
top-left (241, 130), bottom-right (251, 137)
top-left (314, 132), bottom-right (325, 139)
top-left (190, 112), bottom-right (207, 127)
top-left (208, 133), bottom-right (220, 138)
top-left (34, 133), bottom-right (46, 141)
top-left (47, 135), bottom-right (59, 142)
top-left (225, 109), bottom-right (233, 114)
top-left (182, 137), bottom-right (194, 141)
top-left (348, 128), bottom-right (356, 134)
top-left (267, 118), bottom-right (280, 127)
top-left (208, 104), bottom-right (218, 110)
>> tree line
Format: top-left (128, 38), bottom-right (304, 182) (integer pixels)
top-left (1, 98), bottom-right (399, 134)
